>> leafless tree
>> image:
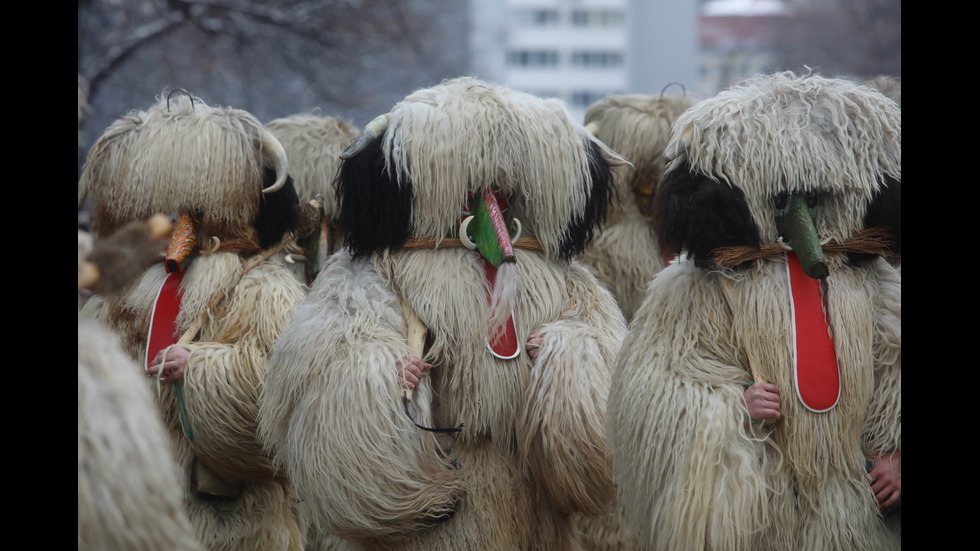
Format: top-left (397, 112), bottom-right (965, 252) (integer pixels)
top-left (78, 0), bottom-right (470, 185)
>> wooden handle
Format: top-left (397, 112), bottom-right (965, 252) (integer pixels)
top-left (400, 299), bottom-right (427, 402)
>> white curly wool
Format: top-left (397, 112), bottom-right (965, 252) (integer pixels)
top-left (607, 72), bottom-right (901, 551)
top-left (78, 314), bottom-right (202, 551)
top-left (259, 77), bottom-right (628, 550)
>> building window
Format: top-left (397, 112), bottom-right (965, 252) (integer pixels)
top-left (507, 49), bottom-right (560, 68)
top-left (570, 50), bottom-right (625, 68)
top-left (571, 9), bottom-right (625, 28)
top-left (512, 8), bottom-right (560, 27)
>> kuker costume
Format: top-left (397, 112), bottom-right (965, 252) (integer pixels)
top-left (606, 72), bottom-right (901, 551)
top-left (259, 77), bottom-right (628, 550)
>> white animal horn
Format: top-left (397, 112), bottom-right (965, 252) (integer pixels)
top-left (78, 172), bottom-right (89, 209)
top-left (458, 215), bottom-right (477, 249)
top-left (340, 113), bottom-right (391, 159)
top-left (259, 126), bottom-right (289, 194)
top-left (587, 132), bottom-right (630, 168)
top-left (664, 126), bottom-right (693, 162)
top-left (509, 218), bottom-right (522, 242)
top-left (602, 149), bottom-right (630, 168)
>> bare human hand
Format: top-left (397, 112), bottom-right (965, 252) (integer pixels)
top-left (396, 355), bottom-right (432, 390)
top-left (868, 449), bottom-right (901, 510)
top-left (526, 330), bottom-right (544, 360)
top-left (147, 346), bottom-right (190, 384)
top-left (744, 382), bottom-right (781, 423)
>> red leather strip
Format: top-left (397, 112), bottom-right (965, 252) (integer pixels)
top-left (484, 260), bottom-right (519, 359)
top-left (786, 252), bottom-right (840, 412)
top-left (145, 269), bottom-right (185, 371)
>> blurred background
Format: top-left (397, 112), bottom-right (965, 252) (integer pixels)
top-left (77, 0), bottom-right (900, 224)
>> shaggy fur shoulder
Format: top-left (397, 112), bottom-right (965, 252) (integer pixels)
top-left (260, 249), bottom-right (626, 550)
top-left (177, 255), bottom-right (309, 481)
top-left (516, 258), bottom-right (626, 516)
top-left (864, 258), bottom-right (901, 453)
top-left (78, 315), bottom-right (203, 551)
top-left (259, 252), bottom-right (462, 539)
top-left (608, 255), bottom-right (901, 551)
top-left (608, 260), bottom-right (766, 551)
top-left (80, 253), bottom-right (308, 482)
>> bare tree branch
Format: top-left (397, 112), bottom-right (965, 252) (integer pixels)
top-left (80, 8), bottom-right (186, 90)
top-left (77, 0), bottom-right (469, 180)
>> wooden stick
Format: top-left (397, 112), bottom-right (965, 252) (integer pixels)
top-left (400, 298), bottom-right (428, 403)
top-left (402, 236), bottom-right (544, 253)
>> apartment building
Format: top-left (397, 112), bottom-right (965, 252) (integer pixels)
top-left (469, 0), bottom-right (809, 119)
top-left (697, 0), bottom-right (791, 93)
top-left (468, 0), bottom-right (699, 122)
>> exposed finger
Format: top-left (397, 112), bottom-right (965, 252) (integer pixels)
top-left (871, 479), bottom-right (891, 495)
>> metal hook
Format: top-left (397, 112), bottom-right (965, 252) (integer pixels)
top-left (167, 89), bottom-right (195, 111)
top-left (660, 82), bottom-right (687, 98)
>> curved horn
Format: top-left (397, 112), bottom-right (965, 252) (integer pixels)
top-left (78, 172), bottom-right (89, 209)
top-left (664, 125), bottom-right (693, 162)
top-left (458, 216), bottom-right (477, 249)
top-left (201, 236), bottom-right (221, 255)
top-left (509, 218), bottom-right (522, 242)
top-left (340, 113), bottom-right (391, 160)
top-left (601, 148), bottom-right (630, 168)
top-left (585, 127), bottom-right (630, 169)
top-left (259, 126), bottom-right (289, 194)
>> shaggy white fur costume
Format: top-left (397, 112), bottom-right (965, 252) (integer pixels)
top-left (78, 313), bottom-right (204, 551)
top-left (259, 77), bottom-right (627, 550)
top-left (78, 228), bottom-right (202, 551)
top-left (262, 249), bottom-right (625, 550)
top-left (79, 93), bottom-right (312, 550)
top-left (607, 72), bottom-right (901, 551)
top-left (265, 112), bottom-right (360, 285)
top-left (580, 93), bottom-right (696, 324)
top-left (84, 253), bottom-right (309, 550)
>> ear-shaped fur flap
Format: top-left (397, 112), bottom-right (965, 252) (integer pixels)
top-left (559, 139), bottom-right (616, 260)
top-left (336, 136), bottom-right (414, 258)
top-left (852, 174), bottom-right (901, 265)
top-left (653, 162), bottom-right (760, 268)
top-left (254, 170), bottom-right (302, 250)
